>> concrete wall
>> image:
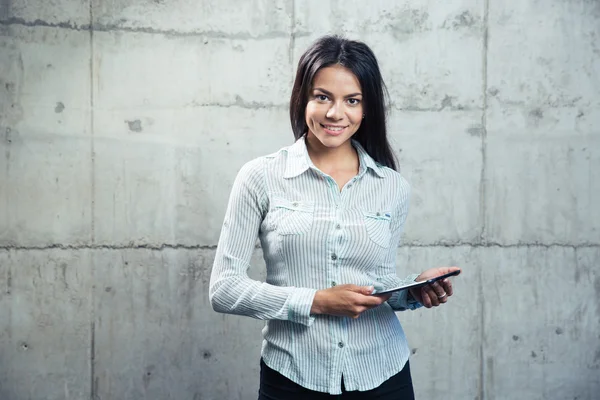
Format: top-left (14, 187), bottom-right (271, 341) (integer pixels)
top-left (0, 1), bottom-right (598, 399)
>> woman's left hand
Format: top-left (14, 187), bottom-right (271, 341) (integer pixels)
top-left (408, 266), bottom-right (461, 308)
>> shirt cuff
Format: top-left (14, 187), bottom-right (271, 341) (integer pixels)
top-left (287, 288), bottom-right (317, 326)
top-left (388, 273), bottom-right (423, 311)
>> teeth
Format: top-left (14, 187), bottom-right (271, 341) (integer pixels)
top-left (324, 125), bottom-right (344, 131)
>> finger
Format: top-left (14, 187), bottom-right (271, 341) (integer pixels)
top-left (343, 284), bottom-right (364, 292)
top-left (425, 285), bottom-right (440, 305)
top-left (341, 284), bottom-right (373, 295)
top-left (352, 304), bottom-right (374, 318)
top-left (360, 295), bottom-right (387, 307)
top-left (372, 293), bottom-right (392, 302)
top-left (420, 288), bottom-right (432, 308)
top-left (441, 266), bottom-right (461, 275)
top-left (430, 282), bottom-right (448, 304)
top-left (362, 286), bottom-right (375, 295)
top-left (430, 282), bottom-right (447, 298)
top-left (423, 286), bottom-right (440, 306)
top-left (442, 279), bottom-right (453, 297)
top-left (349, 285), bottom-right (374, 295)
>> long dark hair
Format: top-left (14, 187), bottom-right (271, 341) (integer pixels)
top-left (289, 35), bottom-right (397, 171)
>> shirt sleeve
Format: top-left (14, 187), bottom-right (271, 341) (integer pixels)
top-left (209, 158), bottom-right (317, 326)
top-left (375, 177), bottom-right (423, 311)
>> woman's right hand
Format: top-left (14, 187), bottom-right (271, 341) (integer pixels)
top-left (310, 284), bottom-right (391, 318)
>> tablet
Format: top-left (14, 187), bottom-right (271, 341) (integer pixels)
top-left (371, 270), bottom-right (461, 296)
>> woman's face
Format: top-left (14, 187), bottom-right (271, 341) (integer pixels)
top-left (305, 65), bottom-right (364, 150)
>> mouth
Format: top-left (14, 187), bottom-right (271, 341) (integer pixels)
top-left (320, 123), bottom-right (348, 136)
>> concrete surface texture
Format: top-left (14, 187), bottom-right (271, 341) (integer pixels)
top-left (0, 0), bottom-right (598, 399)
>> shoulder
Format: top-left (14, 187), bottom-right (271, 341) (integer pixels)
top-left (235, 157), bottom-right (265, 184)
top-left (235, 144), bottom-right (294, 182)
top-left (378, 165), bottom-right (411, 199)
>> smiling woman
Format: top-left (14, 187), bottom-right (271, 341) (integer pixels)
top-left (290, 35), bottom-right (396, 173)
top-left (209, 35), bottom-right (461, 400)
top-left (306, 65), bottom-right (364, 145)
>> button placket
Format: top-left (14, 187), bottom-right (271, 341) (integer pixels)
top-left (330, 310), bottom-right (348, 392)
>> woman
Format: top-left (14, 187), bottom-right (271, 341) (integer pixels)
top-left (209, 35), bottom-right (460, 399)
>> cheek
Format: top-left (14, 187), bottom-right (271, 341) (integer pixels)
top-left (305, 103), bottom-right (323, 122)
top-left (348, 108), bottom-right (364, 124)
top-left (307, 101), bottom-right (320, 111)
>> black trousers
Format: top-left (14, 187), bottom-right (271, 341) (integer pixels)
top-left (258, 359), bottom-right (415, 400)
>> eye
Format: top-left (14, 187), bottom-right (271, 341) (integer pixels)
top-left (316, 94), bottom-right (329, 102)
top-left (347, 98), bottom-right (361, 106)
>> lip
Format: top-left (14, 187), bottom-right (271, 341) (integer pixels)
top-left (320, 123), bottom-right (348, 136)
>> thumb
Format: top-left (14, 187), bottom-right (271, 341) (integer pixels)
top-left (345, 284), bottom-right (374, 295)
top-left (359, 285), bottom-right (375, 295)
top-left (440, 266), bottom-right (461, 275)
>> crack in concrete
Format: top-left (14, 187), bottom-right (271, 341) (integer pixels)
top-left (479, 3), bottom-right (490, 399)
top-left (489, 94), bottom-right (593, 109)
top-left (0, 17), bottom-right (83, 30)
top-left (0, 17), bottom-right (311, 40)
top-left (89, 3), bottom-right (96, 247)
top-left (404, 242), bottom-right (600, 249)
top-left (391, 104), bottom-right (483, 113)
top-left (90, 321), bottom-right (96, 400)
top-left (88, 4), bottom-right (97, 400)
top-left (0, 244), bottom-right (219, 251)
top-left (0, 243), bottom-right (597, 251)
top-left (479, 0), bottom-right (489, 247)
top-left (289, 0), bottom-right (296, 68)
top-left (187, 97), bottom-right (288, 110)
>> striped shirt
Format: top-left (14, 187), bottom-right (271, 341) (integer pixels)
top-left (209, 136), bottom-right (421, 395)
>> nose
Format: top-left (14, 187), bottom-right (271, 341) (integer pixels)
top-left (326, 102), bottom-right (344, 120)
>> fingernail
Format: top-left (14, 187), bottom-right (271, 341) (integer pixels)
top-left (443, 279), bottom-right (448, 283)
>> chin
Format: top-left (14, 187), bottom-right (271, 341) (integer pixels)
top-left (315, 133), bottom-right (353, 149)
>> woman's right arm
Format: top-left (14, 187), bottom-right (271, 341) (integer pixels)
top-left (209, 159), bottom-right (317, 326)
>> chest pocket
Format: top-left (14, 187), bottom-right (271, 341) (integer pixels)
top-left (364, 211), bottom-right (392, 248)
top-left (272, 197), bottom-right (315, 235)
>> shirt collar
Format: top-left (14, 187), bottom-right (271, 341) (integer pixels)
top-left (283, 136), bottom-right (386, 179)
top-left (353, 139), bottom-right (386, 178)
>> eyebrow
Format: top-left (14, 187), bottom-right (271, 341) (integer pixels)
top-left (313, 87), bottom-right (362, 98)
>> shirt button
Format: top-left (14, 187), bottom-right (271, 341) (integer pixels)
top-left (292, 202), bottom-right (298, 207)
top-left (331, 254), bottom-right (337, 260)
top-left (336, 224), bottom-right (341, 229)
top-left (338, 342), bottom-right (344, 348)
top-left (331, 281), bottom-right (336, 287)
top-left (376, 212), bottom-right (381, 216)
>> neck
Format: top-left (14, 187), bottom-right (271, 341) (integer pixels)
top-left (305, 133), bottom-right (359, 174)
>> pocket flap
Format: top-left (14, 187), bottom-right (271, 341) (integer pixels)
top-left (273, 197), bottom-right (315, 213)
top-left (364, 211), bottom-right (392, 221)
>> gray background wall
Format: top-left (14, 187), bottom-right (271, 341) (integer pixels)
top-left (0, 0), bottom-right (599, 399)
